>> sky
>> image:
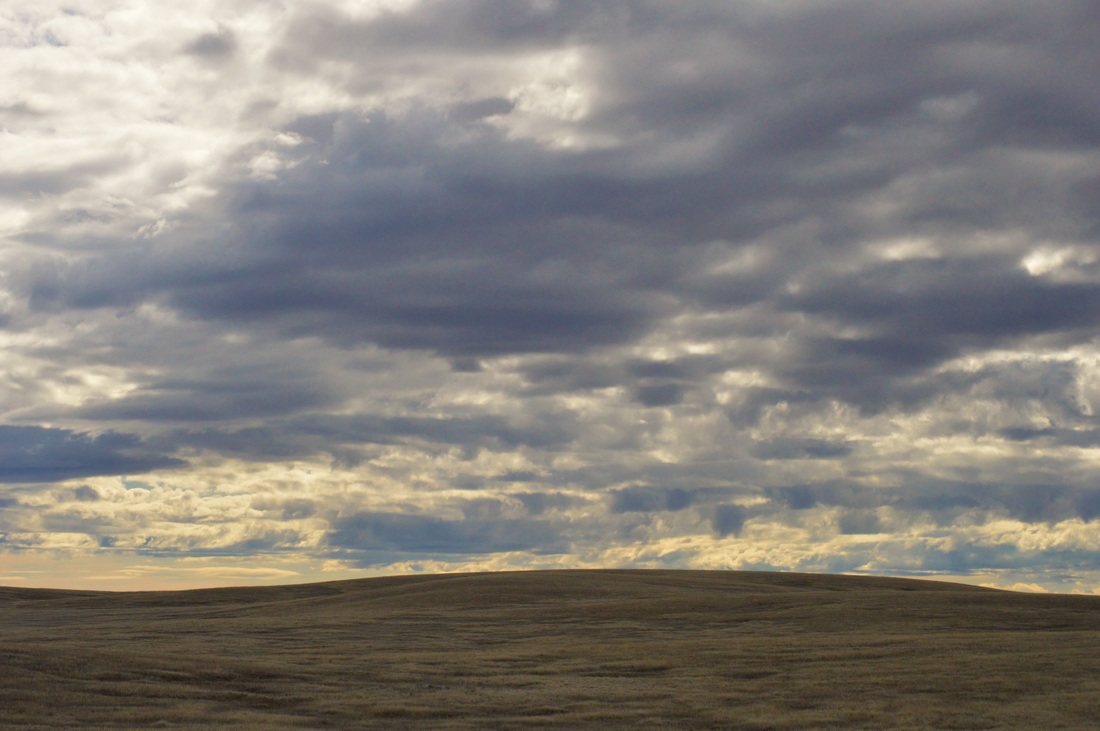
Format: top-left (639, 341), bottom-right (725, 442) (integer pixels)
top-left (1, 0), bottom-right (1099, 592)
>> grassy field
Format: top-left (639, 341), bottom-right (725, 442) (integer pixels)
top-left (2, 569), bottom-right (1100, 729)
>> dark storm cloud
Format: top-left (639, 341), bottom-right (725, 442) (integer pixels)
top-left (517, 354), bottom-right (724, 400)
top-left (78, 372), bottom-right (338, 423)
top-left (270, 4), bottom-right (1086, 403)
top-left (287, 411), bottom-right (577, 451)
top-left (762, 267), bottom-right (1100, 412)
top-left (999, 427), bottom-right (1100, 449)
top-left (710, 504), bottom-right (747, 537)
top-left (0, 426), bottom-right (184, 483)
top-left (125, 109), bottom-right (673, 358)
top-left (168, 410), bottom-right (578, 461)
top-left (511, 491), bottom-right (584, 516)
top-left (751, 438), bottom-right (854, 461)
top-left (73, 485), bottom-right (101, 502)
top-left (630, 382), bottom-right (685, 407)
top-left (129, 528), bottom-right (311, 558)
top-left (907, 482), bottom-right (1100, 525)
top-left (758, 478), bottom-right (1100, 526)
top-left (327, 511), bottom-right (565, 555)
top-left (836, 509), bottom-right (883, 535)
top-left (909, 543), bottom-right (1100, 577)
top-left (609, 485), bottom-right (695, 513)
top-left (623, 357), bottom-right (714, 407)
top-left (517, 359), bottom-right (624, 394)
top-left (790, 258), bottom-right (1100, 343)
top-left (27, 0), bottom-right (1099, 402)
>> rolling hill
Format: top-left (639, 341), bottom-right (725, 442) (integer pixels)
top-left (3, 570), bottom-right (1099, 729)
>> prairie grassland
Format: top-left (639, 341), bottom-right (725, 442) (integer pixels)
top-left (2, 570), bottom-right (1100, 729)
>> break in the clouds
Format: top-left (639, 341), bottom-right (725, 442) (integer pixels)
top-left (2, 0), bottom-right (1100, 592)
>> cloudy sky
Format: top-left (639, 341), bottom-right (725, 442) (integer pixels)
top-left (2, 0), bottom-right (1099, 592)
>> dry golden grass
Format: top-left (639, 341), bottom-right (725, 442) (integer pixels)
top-left (2, 569), bottom-right (1100, 729)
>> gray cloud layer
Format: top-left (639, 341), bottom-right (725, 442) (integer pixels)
top-left (0, 427), bottom-right (183, 484)
top-left (3, 0), bottom-right (1100, 590)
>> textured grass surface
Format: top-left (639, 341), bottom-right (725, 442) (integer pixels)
top-left (3, 569), bottom-right (1100, 729)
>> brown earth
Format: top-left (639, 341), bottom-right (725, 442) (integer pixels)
top-left (2, 569), bottom-right (1100, 729)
